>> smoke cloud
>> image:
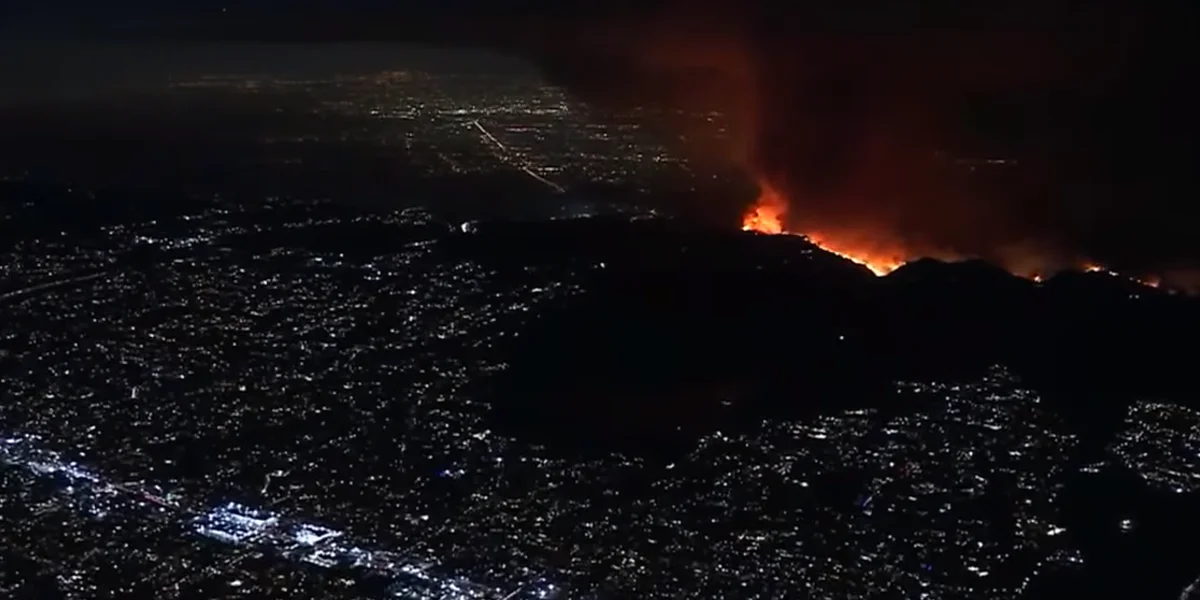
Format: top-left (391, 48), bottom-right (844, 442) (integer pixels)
top-left (492, 0), bottom-right (1197, 281)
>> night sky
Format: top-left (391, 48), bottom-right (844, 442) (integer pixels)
top-left (5, 0), bottom-right (1197, 280)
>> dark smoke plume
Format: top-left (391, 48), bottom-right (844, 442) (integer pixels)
top-left (487, 0), bottom-right (1197, 281)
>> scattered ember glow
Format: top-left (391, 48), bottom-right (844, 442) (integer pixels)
top-left (740, 180), bottom-right (904, 276)
top-left (1081, 262), bottom-right (1162, 288)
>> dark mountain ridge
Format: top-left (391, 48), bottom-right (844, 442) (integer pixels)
top-left (477, 218), bottom-right (1198, 456)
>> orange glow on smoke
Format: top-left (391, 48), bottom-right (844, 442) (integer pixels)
top-left (740, 182), bottom-right (786, 235)
top-left (742, 181), bottom-right (1170, 288)
top-left (741, 180), bottom-right (904, 276)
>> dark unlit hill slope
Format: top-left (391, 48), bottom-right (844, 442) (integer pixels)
top-left (469, 220), bottom-right (1199, 455)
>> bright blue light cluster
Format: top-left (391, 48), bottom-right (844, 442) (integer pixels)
top-left (0, 432), bottom-right (561, 600)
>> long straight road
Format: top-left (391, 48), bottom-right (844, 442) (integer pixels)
top-left (0, 271), bottom-right (106, 303)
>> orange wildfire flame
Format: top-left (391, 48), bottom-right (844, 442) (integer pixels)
top-left (740, 181), bottom-right (904, 276)
top-left (740, 183), bottom-right (786, 235)
top-left (741, 204), bottom-right (785, 235)
top-left (740, 182), bottom-right (1165, 288)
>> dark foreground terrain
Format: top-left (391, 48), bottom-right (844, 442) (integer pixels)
top-left (464, 217), bottom-right (1197, 453)
top-left (3, 187), bottom-right (1197, 597)
top-left (463, 216), bottom-right (1200, 598)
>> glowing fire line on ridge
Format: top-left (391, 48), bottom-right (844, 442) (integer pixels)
top-left (740, 181), bottom-right (904, 276)
top-left (740, 182), bottom-right (1165, 288)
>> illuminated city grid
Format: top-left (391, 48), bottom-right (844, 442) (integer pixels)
top-left (4, 357), bottom-right (1088, 600)
top-left (0, 198), bottom-right (1089, 599)
top-left (2, 69), bottom-right (1198, 599)
top-left (1101, 402), bottom-right (1200, 598)
top-left (1080, 396), bottom-right (1200, 597)
top-left (1107, 401), bottom-right (1200, 495)
top-left (0, 197), bottom-right (587, 597)
top-left (616, 368), bottom-right (1085, 600)
top-left (1, 436), bottom-right (561, 600)
top-left (168, 71), bottom-right (710, 190)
